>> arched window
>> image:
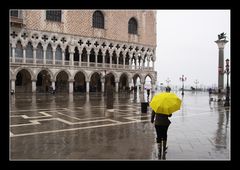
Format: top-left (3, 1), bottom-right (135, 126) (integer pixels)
top-left (55, 45), bottom-right (62, 60)
top-left (128, 17), bottom-right (138, 34)
top-left (36, 43), bottom-right (43, 59)
top-left (15, 41), bottom-right (23, 58)
top-left (92, 11), bottom-right (104, 29)
top-left (26, 42), bottom-right (33, 58)
top-left (10, 10), bottom-right (18, 17)
top-left (46, 10), bottom-right (62, 22)
top-left (46, 44), bottom-right (53, 59)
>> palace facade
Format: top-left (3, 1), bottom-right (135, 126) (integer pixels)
top-left (9, 10), bottom-right (157, 93)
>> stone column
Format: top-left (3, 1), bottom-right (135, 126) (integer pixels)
top-left (116, 55), bottom-right (119, 68)
top-left (110, 53), bottom-right (112, 68)
top-left (215, 39), bottom-right (228, 92)
top-left (11, 79), bottom-right (15, 91)
top-left (53, 49), bottom-right (56, 65)
top-left (23, 47), bottom-right (26, 63)
top-left (32, 80), bottom-right (36, 92)
top-left (152, 60), bottom-right (155, 70)
top-left (151, 81), bottom-right (156, 93)
top-left (62, 51), bottom-right (65, 66)
top-left (141, 81), bottom-right (144, 93)
top-left (123, 57), bottom-right (125, 69)
top-left (129, 57), bottom-right (132, 69)
top-left (87, 52), bottom-right (90, 67)
top-left (43, 49), bottom-right (46, 65)
top-left (70, 52), bottom-right (74, 66)
top-left (79, 52), bottom-right (82, 66)
top-left (86, 81), bottom-right (90, 93)
top-left (115, 81), bottom-right (119, 93)
top-left (12, 45), bottom-right (16, 63)
top-left (95, 54), bottom-right (97, 67)
top-left (51, 81), bottom-right (55, 90)
top-left (33, 47), bottom-right (36, 64)
top-left (142, 59), bottom-right (145, 69)
top-left (101, 79), bottom-right (105, 93)
top-left (135, 59), bottom-right (137, 70)
top-left (102, 52), bottom-right (105, 67)
top-left (69, 80), bottom-right (74, 93)
top-left (147, 59), bottom-right (150, 69)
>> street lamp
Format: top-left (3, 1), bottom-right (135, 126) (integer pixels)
top-left (179, 75), bottom-right (187, 96)
top-left (194, 80), bottom-right (199, 91)
top-left (224, 59), bottom-right (230, 106)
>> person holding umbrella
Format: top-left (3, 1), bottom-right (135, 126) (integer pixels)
top-left (150, 86), bottom-right (181, 158)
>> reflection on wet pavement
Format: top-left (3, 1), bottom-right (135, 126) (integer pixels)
top-left (10, 91), bottom-right (230, 160)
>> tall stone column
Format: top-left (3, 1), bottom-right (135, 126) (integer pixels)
top-left (115, 81), bottom-right (119, 93)
top-left (116, 55), bottom-right (119, 68)
top-left (215, 38), bottom-right (228, 92)
top-left (151, 83), bottom-right (156, 93)
top-left (69, 80), bottom-right (74, 93)
top-left (95, 54), bottom-right (97, 67)
top-left (52, 49), bottom-right (56, 65)
top-left (23, 47), bottom-right (26, 63)
top-left (11, 79), bottom-right (15, 91)
top-left (102, 52), bottom-right (105, 67)
top-left (86, 81), bottom-right (90, 93)
top-left (62, 51), bottom-right (65, 66)
top-left (32, 80), bottom-right (36, 92)
top-left (70, 52), bottom-right (74, 66)
top-left (123, 57), bottom-right (125, 69)
top-left (51, 81), bottom-right (55, 90)
top-left (79, 52), bottom-right (82, 66)
top-left (110, 53), bottom-right (112, 68)
top-left (87, 52), bottom-right (90, 67)
top-left (101, 79), bottom-right (105, 93)
top-left (12, 45), bottom-right (16, 63)
top-left (141, 81), bottom-right (144, 93)
top-left (33, 47), bottom-right (36, 64)
top-left (43, 49), bottom-right (46, 65)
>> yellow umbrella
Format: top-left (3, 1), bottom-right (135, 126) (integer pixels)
top-left (150, 92), bottom-right (182, 115)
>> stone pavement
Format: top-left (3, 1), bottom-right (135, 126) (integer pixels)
top-left (10, 91), bottom-right (230, 160)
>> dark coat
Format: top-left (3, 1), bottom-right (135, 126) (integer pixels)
top-left (151, 111), bottom-right (172, 126)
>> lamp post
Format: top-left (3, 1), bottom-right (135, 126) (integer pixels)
top-left (224, 59), bottom-right (230, 106)
top-left (179, 75), bottom-right (187, 96)
top-left (194, 80), bottom-right (199, 91)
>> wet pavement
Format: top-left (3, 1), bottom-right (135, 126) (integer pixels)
top-left (10, 91), bottom-right (230, 160)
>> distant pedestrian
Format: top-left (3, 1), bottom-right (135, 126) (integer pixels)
top-left (208, 88), bottom-right (212, 95)
top-left (151, 87), bottom-right (172, 158)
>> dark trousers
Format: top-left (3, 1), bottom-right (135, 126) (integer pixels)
top-left (155, 125), bottom-right (169, 143)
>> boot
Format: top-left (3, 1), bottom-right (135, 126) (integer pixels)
top-left (157, 141), bottom-right (162, 158)
top-left (162, 140), bottom-right (168, 153)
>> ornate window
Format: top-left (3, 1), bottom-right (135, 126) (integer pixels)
top-left (55, 45), bottom-right (62, 60)
top-left (10, 10), bottom-right (18, 17)
top-left (92, 11), bottom-right (104, 29)
top-left (36, 43), bottom-right (43, 59)
top-left (128, 17), bottom-right (138, 34)
top-left (46, 44), bottom-right (53, 59)
top-left (15, 41), bottom-right (23, 58)
top-left (26, 42), bottom-right (33, 58)
top-left (46, 10), bottom-right (62, 22)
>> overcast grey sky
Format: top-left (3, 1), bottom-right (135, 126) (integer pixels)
top-left (155, 10), bottom-right (230, 88)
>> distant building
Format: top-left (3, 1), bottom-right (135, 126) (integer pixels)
top-left (10, 10), bottom-right (157, 93)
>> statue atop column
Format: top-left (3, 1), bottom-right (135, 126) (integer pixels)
top-left (218, 32), bottom-right (227, 40)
